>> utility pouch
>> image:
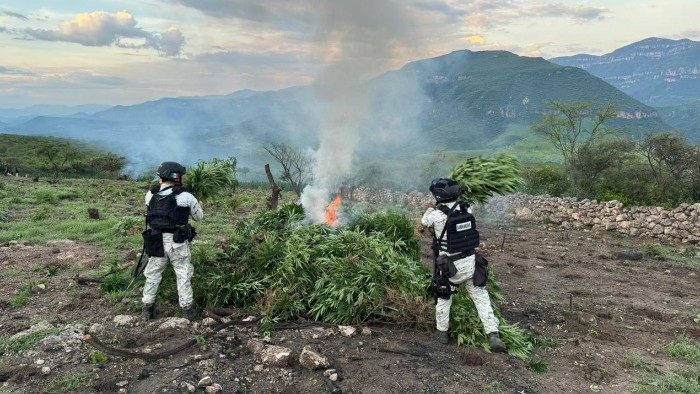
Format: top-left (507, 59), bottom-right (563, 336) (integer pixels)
top-left (174, 225), bottom-right (197, 243)
top-left (436, 255), bottom-right (458, 278)
top-left (187, 225), bottom-right (197, 242)
top-left (473, 253), bottom-right (489, 287)
top-left (142, 229), bottom-right (165, 257)
top-left (430, 276), bottom-right (454, 300)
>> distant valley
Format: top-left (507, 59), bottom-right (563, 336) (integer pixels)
top-left (1, 37), bottom-right (697, 179)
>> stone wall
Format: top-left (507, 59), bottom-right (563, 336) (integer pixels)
top-left (343, 188), bottom-right (700, 244)
top-left (486, 193), bottom-right (700, 244)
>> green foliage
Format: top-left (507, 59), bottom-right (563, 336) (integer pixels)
top-left (528, 359), bottom-right (549, 373)
top-left (0, 134), bottom-right (126, 179)
top-left (694, 313), bottom-right (700, 325)
top-left (668, 336), bottom-right (700, 365)
top-left (450, 154), bottom-right (523, 204)
top-left (0, 327), bottom-right (63, 355)
top-left (620, 352), bottom-right (655, 372)
top-left (641, 243), bottom-right (668, 259)
top-left (10, 281), bottom-right (36, 308)
top-left (636, 369), bottom-right (700, 394)
top-left (184, 157), bottom-right (238, 203)
top-left (349, 210), bottom-right (421, 261)
top-left (89, 351), bottom-right (108, 363)
top-left (521, 164), bottom-right (569, 196)
top-left (45, 371), bottom-right (92, 392)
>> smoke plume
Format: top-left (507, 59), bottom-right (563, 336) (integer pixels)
top-left (301, 0), bottom-right (418, 223)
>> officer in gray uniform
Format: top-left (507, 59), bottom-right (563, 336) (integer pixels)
top-left (421, 178), bottom-right (506, 352)
top-left (142, 162), bottom-right (203, 321)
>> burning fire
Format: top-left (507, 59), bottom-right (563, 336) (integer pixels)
top-left (325, 195), bottom-right (342, 227)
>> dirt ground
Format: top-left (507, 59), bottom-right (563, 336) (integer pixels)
top-left (1, 218), bottom-right (699, 393)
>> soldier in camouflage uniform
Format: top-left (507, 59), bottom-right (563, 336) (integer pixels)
top-left (421, 178), bottom-right (506, 352)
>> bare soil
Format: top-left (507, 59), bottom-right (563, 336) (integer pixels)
top-left (1, 219), bottom-right (699, 393)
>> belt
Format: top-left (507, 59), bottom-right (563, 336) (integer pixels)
top-left (443, 249), bottom-right (475, 262)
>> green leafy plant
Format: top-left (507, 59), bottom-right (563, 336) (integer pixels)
top-left (668, 336), bottom-right (700, 365)
top-left (450, 154), bottom-right (523, 204)
top-left (528, 359), bottom-right (549, 373)
top-left (89, 351), bottom-right (108, 363)
top-left (184, 157), bottom-right (238, 203)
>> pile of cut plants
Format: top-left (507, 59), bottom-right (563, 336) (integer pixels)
top-left (107, 200), bottom-right (533, 359)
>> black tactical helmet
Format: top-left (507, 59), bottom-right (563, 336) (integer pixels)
top-left (157, 161), bottom-right (186, 183)
top-left (429, 178), bottom-right (465, 203)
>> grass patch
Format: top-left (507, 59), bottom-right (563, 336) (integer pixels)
top-left (89, 351), bottom-right (108, 363)
top-left (636, 369), bottom-right (700, 394)
top-left (483, 381), bottom-right (504, 394)
top-left (527, 359), bottom-right (549, 373)
top-left (668, 336), bottom-right (700, 365)
top-left (641, 243), bottom-right (700, 267)
top-left (45, 371), bottom-right (92, 392)
top-left (10, 281), bottom-right (36, 309)
top-left (0, 327), bottom-right (63, 355)
top-left (620, 352), bottom-right (656, 372)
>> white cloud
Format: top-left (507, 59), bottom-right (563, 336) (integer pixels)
top-left (22, 10), bottom-right (184, 56)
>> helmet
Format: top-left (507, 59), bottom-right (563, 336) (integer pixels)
top-left (157, 161), bottom-right (186, 183)
top-left (429, 178), bottom-right (465, 203)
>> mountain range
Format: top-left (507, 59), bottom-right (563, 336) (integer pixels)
top-left (1, 37), bottom-right (698, 177)
top-left (550, 37), bottom-right (700, 139)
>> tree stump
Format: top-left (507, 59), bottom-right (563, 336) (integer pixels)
top-left (88, 208), bottom-right (100, 220)
top-left (265, 164), bottom-right (282, 210)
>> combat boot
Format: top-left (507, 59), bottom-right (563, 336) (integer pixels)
top-left (436, 330), bottom-right (449, 344)
top-left (182, 306), bottom-right (198, 321)
top-left (488, 332), bottom-right (507, 353)
top-left (141, 304), bottom-right (155, 322)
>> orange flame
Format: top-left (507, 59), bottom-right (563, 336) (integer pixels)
top-left (325, 195), bottom-right (342, 227)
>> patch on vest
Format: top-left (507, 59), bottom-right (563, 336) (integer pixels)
top-left (456, 222), bottom-right (472, 232)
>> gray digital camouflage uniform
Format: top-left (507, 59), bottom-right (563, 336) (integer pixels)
top-left (142, 183), bottom-right (203, 309)
top-left (421, 202), bottom-right (499, 334)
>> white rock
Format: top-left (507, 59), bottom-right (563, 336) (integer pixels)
top-left (338, 325), bottom-right (357, 337)
top-left (41, 366), bottom-right (51, 375)
top-left (113, 315), bottom-right (139, 327)
top-left (205, 383), bottom-right (222, 394)
top-left (198, 376), bottom-right (213, 387)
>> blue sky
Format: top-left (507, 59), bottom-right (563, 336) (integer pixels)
top-left (1, 0), bottom-right (698, 108)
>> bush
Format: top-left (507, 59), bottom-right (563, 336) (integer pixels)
top-left (521, 164), bottom-right (569, 196)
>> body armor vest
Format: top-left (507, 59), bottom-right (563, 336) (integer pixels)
top-left (147, 186), bottom-right (190, 230)
top-left (436, 202), bottom-right (480, 254)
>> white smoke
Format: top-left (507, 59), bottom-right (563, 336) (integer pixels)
top-left (301, 0), bottom-right (415, 223)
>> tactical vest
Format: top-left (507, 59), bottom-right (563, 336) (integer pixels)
top-left (435, 201), bottom-right (480, 254)
top-left (147, 186), bottom-right (190, 230)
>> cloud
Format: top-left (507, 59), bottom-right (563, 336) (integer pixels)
top-left (522, 3), bottom-right (609, 22)
top-left (22, 10), bottom-right (185, 56)
top-left (463, 34), bottom-right (486, 45)
top-left (1, 10), bottom-right (28, 20)
top-left (0, 65), bottom-right (31, 74)
top-left (413, 1), bottom-right (467, 23)
top-left (172, 0), bottom-right (313, 30)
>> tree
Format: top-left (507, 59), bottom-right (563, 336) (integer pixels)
top-left (569, 138), bottom-right (635, 197)
top-left (38, 142), bottom-right (79, 183)
top-left (532, 101), bottom-right (619, 169)
top-left (264, 143), bottom-right (312, 197)
top-left (90, 153), bottom-right (127, 178)
top-left (635, 133), bottom-right (697, 203)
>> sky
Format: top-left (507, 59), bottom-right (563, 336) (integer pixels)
top-left (1, 0), bottom-right (698, 109)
